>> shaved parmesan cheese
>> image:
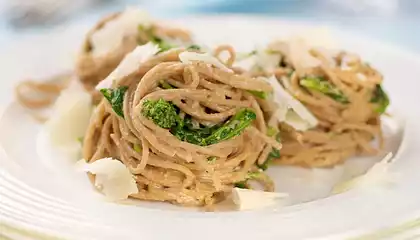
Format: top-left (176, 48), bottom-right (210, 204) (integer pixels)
top-left (96, 42), bottom-right (160, 90)
top-left (284, 110), bottom-right (314, 131)
top-left (47, 80), bottom-right (92, 148)
top-left (268, 28), bottom-right (339, 70)
top-left (234, 49), bottom-right (281, 73)
top-left (179, 51), bottom-right (233, 73)
top-left (268, 38), bottom-right (321, 70)
top-left (232, 188), bottom-right (289, 211)
top-left (288, 38), bottom-right (321, 69)
top-left (90, 8), bottom-right (152, 58)
top-left (333, 153), bottom-right (398, 194)
top-left (266, 75), bottom-right (318, 131)
top-left (76, 158), bottom-right (138, 201)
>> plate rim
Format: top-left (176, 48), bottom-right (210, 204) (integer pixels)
top-left (1, 14), bottom-right (420, 240)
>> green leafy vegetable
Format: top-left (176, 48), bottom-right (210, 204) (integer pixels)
top-left (247, 171), bottom-right (261, 179)
top-left (300, 77), bottom-right (349, 103)
top-left (141, 99), bottom-right (256, 146)
top-left (233, 171), bottom-right (262, 189)
top-left (138, 25), bottom-right (173, 53)
top-left (172, 127), bottom-right (207, 145)
top-left (266, 126), bottom-right (277, 137)
top-left (234, 181), bottom-right (248, 189)
top-left (159, 80), bottom-right (175, 89)
top-left (142, 98), bottom-right (181, 129)
top-left (257, 149), bottom-right (280, 171)
top-left (171, 115), bottom-right (220, 145)
top-left (152, 37), bottom-right (173, 53)
top-left (247, 90), bottom-right (268, 99)
top-left (187, 44), bottom-right (201, 50)
top-left (371, 84), bottom-right (389, 114)
top-left (204, 109), bottom-right (256, 145)
top-left (100, 86), bottom-right (128, 118)
top-left (207, 156), bottom-right (216, 163)
top-left (257, 133), bottom-right (281, 171)
top-left (133, 144), bottom-right (142, 153)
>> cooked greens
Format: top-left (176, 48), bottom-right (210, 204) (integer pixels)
top-left (100, 86), bottom-right (128, 118)
top-left (247, 90), bottom-right (268, 99)
top-left (151, 37), bottom-right (173, 53)
top-left (141, 98), bottom-right (256, 146)
top-left (187, 44), bottom-right (201, 51)
top-left (371, 84), bottom-right (390, 114)
top-left (300, 77), bottom-right (349, 103)
top-left (207, 156), bottom-right (217, 163)
top-left (133, 144), bottom-right (142, 153)
top-left (233, 171), bottom-right (262, 189)
top-left (234, 181), bottom-right (248, 189)
top-left (142, 98), bottom-right (181, 129)
top-left (266, 126), bottom-right (278, 137)
top-left (138, 25), bottom-right (174, 53)
top-left (300, 77), bottom-right (389, 114)
top-left (159, 80), bottom-right (175, 89)
top-left (257, 132), bottom-right (281, 171)
top-left (204, 109), bottom-right (256, 145)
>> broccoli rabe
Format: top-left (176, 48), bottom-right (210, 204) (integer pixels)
top-left (247, 90), bottom-right (268, 99)
top-left (159, 80), bottom-right (175, 89)
top-left (187, 44), bottom-right (201, 51)
top-left (300, 77), bottom-right (390, 114)
top-left (300, 77), bottom-right (349, 103)
top-left (142, 98), bottom-right (181, 129)
top-left (257, 132), bottom-right (281, 171)
top-left (371, 84), bottom-right (390, 114)
top-left (173, 109), bottom-right (256, 146)
top-left (100, 86), bottom-right (128, 118)
top-left (207, 156), bottom-right (217, 163)
top-left (152, 37), bottom-right (173, 53)
top-left (133, 144), bottom-right (142, 153)
top-left (204, 109), bottom-right (256, 145)
top-left (266, 126), bottom-right (278, 137)
top-left (172, 127), bottom-right (207, 145)
top-left (233, 171), bottom-right (263, 189)
top-left (234, 181), bottom-right (248, 189)
top-left (138, 25), bottom-right (173, 53)
top-left (141, 99), bottom-right (256, 146)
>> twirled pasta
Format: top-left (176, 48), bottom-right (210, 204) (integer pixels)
top-left (83, 49), bottom-right (280, 206)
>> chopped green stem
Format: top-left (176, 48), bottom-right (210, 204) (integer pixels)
top-left (247, 90), bottom-right (268, 99)
top-left (203, 109), bottom-right (256, 145)
top-left (159, 80), bottom-right (175, 89)
top-left (234, 181), bottom-right (248, 189)
top-left (133, 144), bottom-right (142, 153)
top-left (300, 77), bottom-right (349, 103)
top-left (187, 44), bottom-right (201, 50)
top-left (371, 84), bottom-right (390, 114)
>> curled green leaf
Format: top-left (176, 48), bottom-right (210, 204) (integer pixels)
top-left (100, 86), bottom-right (128, 118)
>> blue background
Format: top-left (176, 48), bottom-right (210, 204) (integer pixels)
top-left (0, 0), bottom-right (419, 52)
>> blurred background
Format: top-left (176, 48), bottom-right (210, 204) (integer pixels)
top-left (0, 0), bottom-right (419, 52)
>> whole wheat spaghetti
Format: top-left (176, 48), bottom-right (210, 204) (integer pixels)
top-left (82, 48), bottom-right (280, 206)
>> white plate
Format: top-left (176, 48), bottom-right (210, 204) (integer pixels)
top-left (1, 16), bottom-right (420, 240)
